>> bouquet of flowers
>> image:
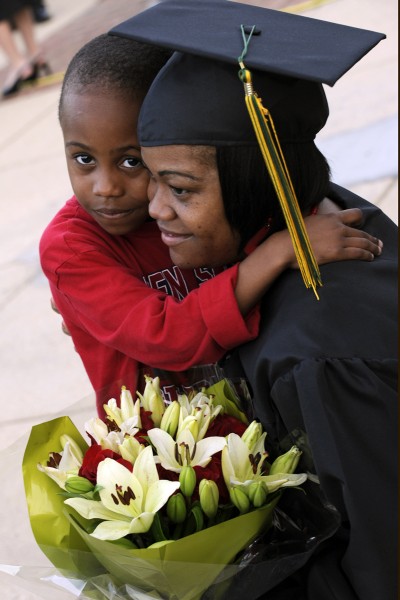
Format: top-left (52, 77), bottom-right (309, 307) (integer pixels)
top-left (23, 374), bottom-right (310, 600)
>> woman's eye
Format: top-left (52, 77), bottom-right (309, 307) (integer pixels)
top-left (122, 157), bottom-right (142, 169)
top-left (75, 154), bottom-right (94, 165)
top-left (172, 186), bottom-right (188, 197)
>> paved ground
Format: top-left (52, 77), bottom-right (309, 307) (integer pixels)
top-left (0, 0), bottom-right (397, 598)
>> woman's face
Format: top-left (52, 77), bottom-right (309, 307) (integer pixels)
top-left (142, 145), bottom-right (241, 269)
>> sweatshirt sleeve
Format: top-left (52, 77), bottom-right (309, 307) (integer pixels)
top-left (46, 249), bottom-right (260, 372)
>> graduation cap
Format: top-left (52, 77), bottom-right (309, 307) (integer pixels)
top-left (110, 0), bottom-right (385, 297)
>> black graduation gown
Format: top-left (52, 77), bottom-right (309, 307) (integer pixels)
top-left (225, 184), bottom-right (398, 600)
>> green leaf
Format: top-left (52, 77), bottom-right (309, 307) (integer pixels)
top-left (183, 502), bottom-right (204, 536)
top-left (150, 511), bottom-right (167, 542)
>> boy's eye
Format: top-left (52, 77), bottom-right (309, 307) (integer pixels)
top-left (122, 157), bottom-right (143, 169)
top-left (75, 154), bottom-right (94, 165)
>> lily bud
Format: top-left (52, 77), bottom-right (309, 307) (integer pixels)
top-left (199, 479), bottom-right (219, 518)
top-left (179, 465), bottom-right (197, 498)
top-left (120, 386), bottom-right (135, 421)
top-left (269, 446), bottom-right (302, 475)
top-left (160, 401), bottom-right (180, 438)
top-left (166, 493), bottom-right (187, 524)
top-left (241, 421), bottom-right (263, 448)
top-left (138, 376), bottom-right (165, 427)
top-left (65, 475), bottom-right (94, 495)
top-left (247, 481), bottom-right (268, 508)
top-left (230, 486), bottom-right (250, 514)
top-left (149, 393), bottom-right (165, 428)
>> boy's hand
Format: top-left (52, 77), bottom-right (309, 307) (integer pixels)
top-left (290, 208), bottom-right (383, 269)
top-left (50, 297), bottom-right (71, 336)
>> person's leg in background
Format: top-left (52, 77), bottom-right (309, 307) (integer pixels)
top-left (13, 5), bottom-right (50, 77)
top-left (0, 3), bottom-right (50, 98)
top-left (0, 14), bottom-right (33, 96)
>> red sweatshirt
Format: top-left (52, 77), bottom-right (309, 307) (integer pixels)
top-left (40, 197), bottom-right (259, 416)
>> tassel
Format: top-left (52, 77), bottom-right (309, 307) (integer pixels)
top-left (238, 26), bottom-right (322, 298)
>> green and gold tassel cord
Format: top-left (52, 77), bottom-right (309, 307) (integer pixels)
top-left (238, 25), bottom-right (322, 298)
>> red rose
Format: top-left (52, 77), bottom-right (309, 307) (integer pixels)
top-left (206, 414), bottom-right (247, 438)
top-left (131, 409), bottom-right (155, 445)
top-left (79, 444), bottom-right (132, 484)
top-left (156, 463), bottom-right (180, 483)
top-left (140, 408), bottom-right (155, 431)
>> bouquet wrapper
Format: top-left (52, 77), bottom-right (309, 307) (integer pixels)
top-left (66, 501), bottom-right (277, 600)
top-left (22, 416), bottom-right (104, 579)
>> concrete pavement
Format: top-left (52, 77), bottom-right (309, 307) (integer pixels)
top-left (0, 0), bottom-right (397, 598)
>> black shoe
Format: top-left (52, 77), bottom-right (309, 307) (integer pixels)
top-left (2, 65), bottom-right (34, 98)
top-left (30, 59), bottom-right (52, 80)
top-left (33, 6), bottom-right (51, 23)
top-left (2, 76), bottom-right (22, 97)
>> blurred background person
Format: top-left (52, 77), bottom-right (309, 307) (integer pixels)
top-left (0, 0), bottom-right (50, 97)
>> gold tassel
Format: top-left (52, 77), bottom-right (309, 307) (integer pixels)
top-left (238, 27), bottom-right (322, 298)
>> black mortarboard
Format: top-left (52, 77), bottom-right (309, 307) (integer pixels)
top-left (111, 0), bottom-right (385, 86)
top-left (110, 0), bottom-right (385, 296)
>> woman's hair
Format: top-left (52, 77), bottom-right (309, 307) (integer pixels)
top-left (216, 141), bottom-right (331, 248)
top-left (58, 34), bottom-right (171, 121)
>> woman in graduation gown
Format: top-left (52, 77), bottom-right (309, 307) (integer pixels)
top-left (111, 1), bottom-right (397, 598)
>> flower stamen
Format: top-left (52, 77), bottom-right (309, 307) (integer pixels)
top-left (249, 452), bottom-right (261, 474)
top-left (47, 452), bottom-right (62, 468)
top-left (111, 484), bottom-right (136, 506)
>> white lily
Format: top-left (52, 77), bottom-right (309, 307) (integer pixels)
top-left (178, 391), bottom-right (223, 421)
top-left (38, 439), bottom-right (82, 490)
top-left (176, 392), bottom-right (223, 441)
top-left (147, 427), bottom-right (226, 473)
top-left (64, 447), bottom-right (180, 541)
top-left (103, 387), bottom-right (142, 429)
top-left (85, 417), bottom-right (109, 444)
top-left (191, 392), bottom-right (223, 419)
top-left (222, 433), bottom-right (307, 492)
top-left (84, 417), bottom-right (138, 454)
top-left (60, 434), bottom-right (84, 463)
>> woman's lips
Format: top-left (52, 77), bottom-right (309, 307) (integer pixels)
top-left (158, 226), bottom-right (192, 247)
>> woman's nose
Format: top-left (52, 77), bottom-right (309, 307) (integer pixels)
top-left (148, 186), bottom-right (175, 221)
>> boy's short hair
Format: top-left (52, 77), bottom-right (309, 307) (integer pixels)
top-left (59, 33), bottom-right (171, 120)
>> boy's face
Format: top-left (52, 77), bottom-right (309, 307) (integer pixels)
top-left (61, 89), bottom-right (149, 235)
